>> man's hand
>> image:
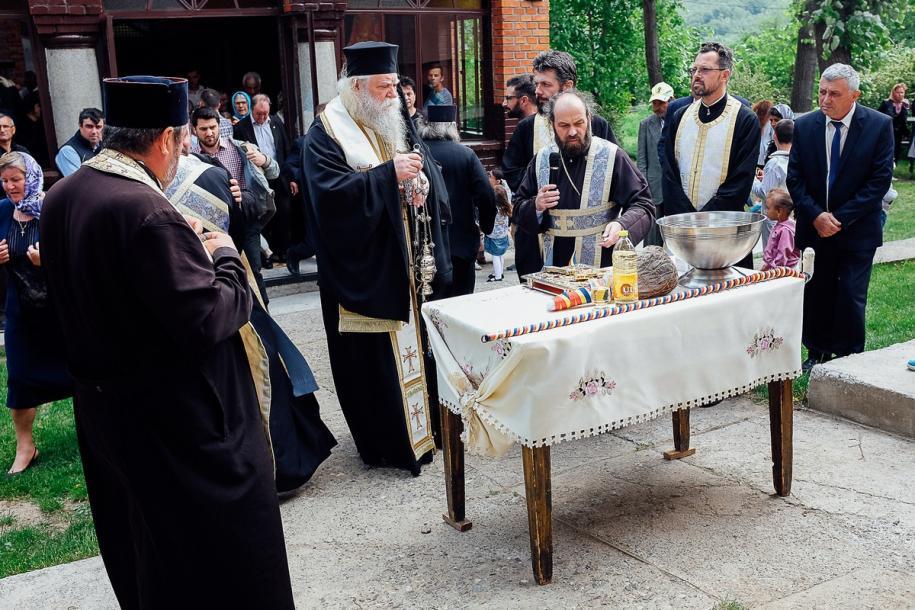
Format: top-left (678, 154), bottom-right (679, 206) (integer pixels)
top-left (0, 239), bottom-right (8, 265)
top-left (202, 232), bottom-right (237, 255)
top-left (26, 242), bottom-right (40, 267)
top-left (600, 221), bottom-right (623, 248)
top-left (813, 212), bottom-right (842, 238)
top-left (394, 153), bottom-right (423, 182)
top-left (245, 148), bottom-right (268, 168)
top-left (289, 181), bottom-right (299, 197)
top-left (183, 215), bottom-right (204, 235)
top-left (229, 178), bottom-right (242, 204)
top-left (535, 184), bottom-right (560, 212)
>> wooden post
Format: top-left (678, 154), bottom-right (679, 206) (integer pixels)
top-left (521, 445), bottom-right (552, 585)
top-left (663, 407), bottom-right (696, 460)
top-left (440, 405), bottom-right (472, 532)
top-left (767, 379), bottom-right (794, 496)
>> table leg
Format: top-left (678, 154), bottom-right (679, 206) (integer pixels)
top-left (767, 379), bottom-right (793, 497)
top-left (663, 407), bottom-right (696, 460)
top-left (522, 445), bottom-right (552, 585)
top-left (441, 404), bottom-right (472, 532)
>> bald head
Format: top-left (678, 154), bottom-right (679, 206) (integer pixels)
top-left (548, 90), bottom-right (592, 156)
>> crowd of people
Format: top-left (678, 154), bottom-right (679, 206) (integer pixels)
top-left (0, 34), bottom-right (905, 605)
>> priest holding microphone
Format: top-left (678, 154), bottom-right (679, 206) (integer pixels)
top-left (514, 90), bottom-right (655, 267)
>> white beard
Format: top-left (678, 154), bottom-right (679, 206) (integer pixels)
top-left (342, 85), bottom-right (407, 155)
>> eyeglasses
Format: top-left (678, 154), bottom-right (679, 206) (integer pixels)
top-left (503, 95), bottom-right (518, 101)
top-left (688, 67), bottom-right (725, 77)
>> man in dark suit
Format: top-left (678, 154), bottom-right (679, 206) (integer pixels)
top-left (234, 94), bottom-right (295, 261)
top-left (637, 82), bottom-right (673, 246)
top-left (787, 63), bottom-right (894, 371)
top-left (421, 104), bottom-right (496, 297)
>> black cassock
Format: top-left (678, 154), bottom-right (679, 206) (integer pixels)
top-left (514, 144), bottom-right (655, 267)
top-left (502, 113), bottom-right (619, 278)
top-left (40, 163), bottom-right (293, 608)
top-left (302, 115), bottom-right (451, 474)
top-left (662, 93), bottom-right (760, 268)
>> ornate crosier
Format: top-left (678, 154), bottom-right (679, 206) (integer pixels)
top-left (400, 144), bottom-right (436, 300)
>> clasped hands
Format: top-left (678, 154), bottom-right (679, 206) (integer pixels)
top-left (814, 212), bottom-right (841, 238)
top-left (183, 215), bottom-right (237, 255)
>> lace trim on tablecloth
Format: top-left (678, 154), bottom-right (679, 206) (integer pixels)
top-left (440, 369), bottom-right (801, 452)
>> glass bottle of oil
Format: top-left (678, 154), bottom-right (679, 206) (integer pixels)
top-left (612, 230), bottom-right (639, 302)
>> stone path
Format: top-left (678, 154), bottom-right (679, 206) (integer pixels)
top-left (1, 263), bottom-right (913, 608)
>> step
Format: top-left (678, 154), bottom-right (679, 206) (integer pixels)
top-left (807, 340), bottom-right (915, 438)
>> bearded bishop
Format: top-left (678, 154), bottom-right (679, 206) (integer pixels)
top-left (301, 41), bottom-right (452, 475)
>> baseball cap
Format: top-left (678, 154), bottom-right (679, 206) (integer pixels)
top-left (649, 82), bottom-right (674, 103)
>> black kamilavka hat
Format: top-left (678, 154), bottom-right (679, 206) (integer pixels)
top-left (426, 104), bottom-right (456, 123)
top-left (103, 76), bottom-right (189, 128)
top-left (343, 41), bottom-right (399, 77)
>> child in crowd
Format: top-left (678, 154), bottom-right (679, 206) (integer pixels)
top-left (484, 184), bottom-right (512, 282)
top-left (761, 188), bottom-right (800, 271)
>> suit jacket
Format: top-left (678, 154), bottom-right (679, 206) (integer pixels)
top-left (786, 104), bottom-right (894, 252)
top-left (637, 113), bottom-right (663, 206)
top-left (233, 114), bottom-right (291, 180)
top-left (424, 138), bottom-right (496, 262)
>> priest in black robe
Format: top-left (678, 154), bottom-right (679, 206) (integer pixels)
top-left (302, 42), bottom-right (452, 475)
top-left (39, 76), bottom-right (294, 608)
top-left (515, 91), bottom-right (654, 267)
top-left (502, 50), bottom-right (620, 279)
top-left (662, 42), bottom-right (760, 268)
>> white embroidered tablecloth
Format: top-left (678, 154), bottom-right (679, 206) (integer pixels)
top-left (421, 277), bottom-right (803, 457)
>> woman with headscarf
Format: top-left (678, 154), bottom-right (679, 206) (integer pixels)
top-left (231, 90), bottom-right (252, 126)
top-left (0, 151), bottom-right (72, 474)
top-left (764, 103), bottom-right (795, 162)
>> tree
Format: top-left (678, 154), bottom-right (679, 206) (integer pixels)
top-left (791, 0), bottom-right (819, 111)
top-left (643, 0), bottom-right (663, 86)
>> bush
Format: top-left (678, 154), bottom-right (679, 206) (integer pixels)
top-left (728, 60), bottom-right (787, 104)
top-left (858, 47), bottom-right (915, 109)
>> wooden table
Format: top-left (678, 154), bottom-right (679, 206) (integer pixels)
top-left (439, 378), bottom-right (794, 585)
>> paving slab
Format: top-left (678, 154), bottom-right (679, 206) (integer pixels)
top-left (873, 236), bottom-right (915, 264)
top-left (808, 339), bottom-right (915, 438)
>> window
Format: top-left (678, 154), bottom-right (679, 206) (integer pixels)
top-left (345, 2), bottom-right (487, 139)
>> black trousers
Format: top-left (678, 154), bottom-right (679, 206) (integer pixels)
top-left (445, 256), bottom-right (476, 298)
top-left (802, 246), bottom-right (875, 358)
top-left (264, 179), bottom-right (291, 257)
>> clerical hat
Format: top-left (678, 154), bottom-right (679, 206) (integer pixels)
top-left (426, 104), bottom-right (456, 123)
top-left (343, 41), bottom-right (399, 77)
top-left (103, 76), bottom-right (189, 129)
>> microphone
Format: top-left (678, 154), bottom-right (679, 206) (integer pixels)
top-left (548, 152), bottom-right (560, 188)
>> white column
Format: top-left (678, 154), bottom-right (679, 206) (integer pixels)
top-left (45, 47), bottom-right (103, 147)
top-left (299, 39), bottom-right (338, 127)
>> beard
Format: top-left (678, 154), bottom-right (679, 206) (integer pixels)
top-left (558, 131), bottom-right (590, 158)
top-left (162, 142), bottom-right (182, 188)
top-left (343, 85), bottom-right (407, 154)
top-left (506, 103), bottom-right (524, 120)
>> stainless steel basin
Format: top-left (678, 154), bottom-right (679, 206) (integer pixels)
top-left (657, 211), bottom-right (765, 270)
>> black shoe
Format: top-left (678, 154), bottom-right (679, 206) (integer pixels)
top-left (506, 264), bottom-right (516, 271)
top-left (486, 275), bottom-right (503, 283)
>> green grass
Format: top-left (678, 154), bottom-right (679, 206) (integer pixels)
top-left (0, 363), bottom-right (97, 578)
top-left (886, 173), bottom-right (915, 242)
top-left (615, 104), bottom-right (645, 160)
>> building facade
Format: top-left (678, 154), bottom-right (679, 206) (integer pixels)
top-left (0, 0), bottom-right (549, 173)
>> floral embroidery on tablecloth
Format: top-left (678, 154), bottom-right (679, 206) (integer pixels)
top-left (746, 328), bottom-right (784, 358)
top-left (459, 360), bottom-right (486, 390)
top-left (427, 307), bottom-right (447, 337)
top-left (569, 372), bottom-right (617, 401)
top-left (490, 339), bottom-right (513, 359)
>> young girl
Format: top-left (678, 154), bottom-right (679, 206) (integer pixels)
top-left (484, 185), bottom-right (512, 282)
top-left (761, 188), bottom-right (800, 270)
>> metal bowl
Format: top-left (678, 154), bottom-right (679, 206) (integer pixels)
top-left (657, 211), bottom-right (765, 269)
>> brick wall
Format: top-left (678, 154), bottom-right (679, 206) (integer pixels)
top-left (491, 0), bottom-right (549, 144)
top-left (28, 0), bottom-right (102, 16)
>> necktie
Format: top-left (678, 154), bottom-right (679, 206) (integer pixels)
top-left (827, 120), bottom-right (843, 191)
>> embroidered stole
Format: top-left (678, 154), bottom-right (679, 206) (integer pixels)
top-left (674, 96), bottom-right (741, 210)
top-left (319, 95), bottom-right (435, 460)
top-left (84, 149), bottom-right (275, 464)
top-left (532, 113), bottom-right (552, 156)
top-left (535, 137), bottom-right (617, 267)
top-left (164, 155), bottom-right (231, 233)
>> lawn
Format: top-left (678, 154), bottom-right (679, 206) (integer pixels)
top-left (0, 378), bottom-right (97, 579)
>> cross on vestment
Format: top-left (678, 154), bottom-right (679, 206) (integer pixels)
top-left (402, 346), bottom-right (418, 373)
top-left (410, 403), bottom-right (424, 431)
